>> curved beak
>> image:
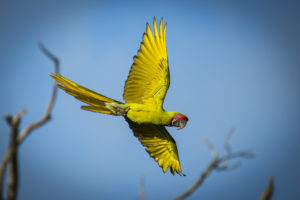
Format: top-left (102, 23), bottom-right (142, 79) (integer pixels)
top-left (177, 119), bottom-right (187, 130)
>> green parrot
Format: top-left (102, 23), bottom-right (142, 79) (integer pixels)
top-left (51, 17), bottom-right (188, 175)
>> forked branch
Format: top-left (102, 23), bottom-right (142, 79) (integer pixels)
top-left (0, 43), bottom-right (59, 200)
top-left (173, 128), bottom-right (254, 200)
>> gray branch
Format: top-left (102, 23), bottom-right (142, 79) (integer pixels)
top-left (4, 110), bottom-right (26, 200)
top-left (0, 43), bottom-right (59, 200)
top-left (173, 129), bottom-right (254, 200)
top-left (138, 176), bottom-right (146, 200)
top-left (260, 176), bottom-right (274, 200)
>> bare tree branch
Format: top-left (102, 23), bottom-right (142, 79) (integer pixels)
top-left (260, 176), bottom-right (274, 200)
top-left (203, 139), bottom-right (219, 159)
top-left (4, 110), bottom-right (26, 200)
top-left (17, 42), bottom-right (59, 143)
top-left (138, 176), bottom-right (146, 200)
top-left (173, 155), bottom-right (219, 200)
top-left (173, 129), bottom-right (254, 200)
top-left (0, 43), bottom-right (59, 200)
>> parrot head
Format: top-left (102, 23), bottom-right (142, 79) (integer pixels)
top-left (171, 113), bottom-right (189, 130)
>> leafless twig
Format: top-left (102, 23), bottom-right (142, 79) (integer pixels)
top-left (173, 140), bottom-right (219, 200)
top-left (0, 43), bottom-right (59, 200)
top-left (260, 176), bottom-right (274, 200)
top-left (173, 129), bottom-right (254, 200)
top-left (138, 176), bottom-right (146, 200)
top-left (17, 42), bottom-right (59, 143)
top-left (4, 110), bottom-right (26, 200)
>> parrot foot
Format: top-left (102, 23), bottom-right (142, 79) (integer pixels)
top-left (105, 102), bottom-right (129, 116)
top-left (115, 106), bottom-right (130, 116)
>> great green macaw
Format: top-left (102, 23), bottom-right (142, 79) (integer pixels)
top-left (51, 18), bottom-right (188, 175)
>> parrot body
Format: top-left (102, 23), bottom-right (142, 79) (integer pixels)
top-left (123, 103), bottom-right (178, 125)
top-left (51, 18), bottom-right (188, 175)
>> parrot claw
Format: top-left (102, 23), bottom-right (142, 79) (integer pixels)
top-left (115, 106), bottom-right (130, 116)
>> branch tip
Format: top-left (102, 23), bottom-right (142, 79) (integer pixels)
top-left (203, 139), bottom-right (218, 159)
top-left (4, 114), bottom-right (12, 125)
top-left (260, 176), bottom-right (274, 200)
top-left (38, 42), bottom-right (59, 66)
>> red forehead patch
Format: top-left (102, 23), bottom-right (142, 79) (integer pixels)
top-left (180, 115), bottom-right (189, 121)
top-left (174, 113), bottom-right (188, 121)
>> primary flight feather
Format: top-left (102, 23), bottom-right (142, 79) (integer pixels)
top-left (51, 17), bottom-right (188, 175)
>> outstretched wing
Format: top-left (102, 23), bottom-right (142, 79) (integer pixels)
top-left (123, 17), bottom-right (169, 108)
top-left (126, 118), bottom-right (183, 175)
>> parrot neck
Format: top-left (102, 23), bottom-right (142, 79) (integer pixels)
top-left (159, 111), bottom-right (179, 125)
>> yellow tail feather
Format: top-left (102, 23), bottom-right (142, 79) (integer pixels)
top-left (50, 73), bottom-right (124, 115)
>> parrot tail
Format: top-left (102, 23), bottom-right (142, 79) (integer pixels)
top-left (50, 73), bottom-right (126, 116)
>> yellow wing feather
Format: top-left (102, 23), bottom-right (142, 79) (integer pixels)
top-left (123, 18), bottom-right (169, 108)
top-left (126, 118), bottom-right (183, 175)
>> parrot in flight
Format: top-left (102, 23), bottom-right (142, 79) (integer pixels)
top-left (51, 17), bottom-right (188, 175)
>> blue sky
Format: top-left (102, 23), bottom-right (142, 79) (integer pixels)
top-left (1, 1), bottom-right (299, 199)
